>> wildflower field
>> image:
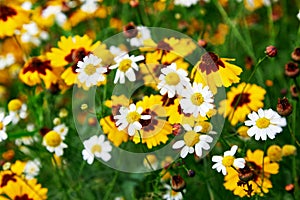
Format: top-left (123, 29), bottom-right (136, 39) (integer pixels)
top-left (1, 0), bottom-right (300, 199)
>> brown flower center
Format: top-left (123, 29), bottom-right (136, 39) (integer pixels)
top-left (197, 52), bottom-right (225, 75)
top-left (14, 194), bottom-right (34, 200)
top-left (23, 58), bottom-right (52, 75)
top-left (230, 93), bottom-right (250, 108)
top-left (64, 48), bottom-right (90, 73)
top-left (1, 173), bottom-right (17, 187)
top-left (0, 5), bottom-right (17, 22)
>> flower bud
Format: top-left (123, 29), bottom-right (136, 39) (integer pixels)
top-left (277, 97), bottom-right (293, 116)
top-left (197, 39), bottom-right (207, 48)
top-left (267, 145), bottom-right (282, 162)
top-left (265, 45), bottom-right (277, 57)
top-left (282, 145), bottom-right (297, 156)
top-left (187, 169), bottom-right (195, 177)
top-left (123, 22), bottom-right (138, 38)
top-left (171, 174), bottom-right (186, 192)
top-left (129, 0), bottom-right (139, 8)
top-left (291, 47), bottom-right (300, 61)
top-left (285, 62), bottom-right (299, 78)
top-left (2, 150), bottom-right (15, 161)
top-left (285, 184), bottom-right (294, 193)
top-left (290, 85), bottom-right (299, 98)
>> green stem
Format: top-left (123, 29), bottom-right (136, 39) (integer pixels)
top-left (204, 158), bottom-right (214, 200)
top-left (291, 100), bottom-right (299, 196)
top-left (138, 130), bottom-right (154, 171)
top-left (103, 172), bottom-right (119, 200)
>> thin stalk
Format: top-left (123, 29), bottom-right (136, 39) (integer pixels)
top-left (103, 171), bottom-right (119, 200)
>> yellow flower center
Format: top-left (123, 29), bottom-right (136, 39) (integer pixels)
top-left (44, 131), bottom-right (62, 147)
top-left (8, 99), bottom-right (22, 111)
top-left (126, 111), bottom-right (141, 123)
top-left (0, 122), bottom-right (3, 130)
top-left (84, 64), bottom-right (96, 75)
top-left (91, 144), bottom-right (102, 154)
top-left (119, 59), bottom-right (132, 72)
top-left (165, 72), bottom-right (180, 85)
top-left (183, 131), bottom-right (200, 147)
top-left (256, 117), bottom-right (270, 128)
top-left (190, 93), bottom-right (204, 106)
top-left (222, 156), bottom-right (235, 167)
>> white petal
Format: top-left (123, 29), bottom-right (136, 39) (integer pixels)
top-left (172, 140), bottom-right (185, 149)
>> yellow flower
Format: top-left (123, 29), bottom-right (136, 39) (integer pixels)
top-left (133, 95), bottom-right (173, 149)
top-left (19, 56), bottom-right (62, 89)
top-left (282, 145), bottom-right (297, 156)
top-left (0, 3), bottom-right (29, 38)
top-left (46, 35), bottom-right (100, 86)
top-left (191, 52), bottom-right (243, 94)
top-left (203, 23), bottom-right (229, 46)
top-left (267, 145), bottom-right (282, 162)
top-left (244, 0), bottom-right (265, 11)
top-left (218, 82), bottom-right (266, 126)
top-left (224, 149), bottom-right (279, 197)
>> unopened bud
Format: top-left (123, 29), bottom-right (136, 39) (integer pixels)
top-left (129, 0), bottom-right (139, 8)
top-left (285, 184), bottom-right (295, 193)
top-left (265, 45), bottom-right (277, 57)
top-left (291, 47), bottom-right (300, 61)
top-left (187, 169), bottom-right (195, 177)
top-left (277, 97), bottom-right (293, 116)
top-left (267, 145), bottom-right (282, 162)
top-left (282, 145), bottom-right (297, 156)
top-left (285, 62), bottom-right (299, 78)
top-left (171, 175), bottom-right (186, 192)
top-left (198, 39), bottom-right (207, 48)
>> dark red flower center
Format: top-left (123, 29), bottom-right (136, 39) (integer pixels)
top-left (230, 93), bottom-right (250, 108)
top-left (1, 173), bottom-right (17, 187)
top-left (140, 108), bottom-right (158, 131)
top-left (23, 58), bottom-right (52, 75)
top-left (64, 47), bottom-right (90, 73)
top-left (157, 41), bottom-right (173, 51)
top-left (14, 194), bottom-right (34, 200)
top-left (0, 5), bottom-right (17, 22)
top-left (197, 52), bottom-right (225, 75)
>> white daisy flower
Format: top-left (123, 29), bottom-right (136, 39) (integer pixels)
top-left (297, 10), bottom-right (300, 21)
top-left (76, 54), bottom-right (107, 87)
top-left (8, 99), bottom-right (28, 124)
top-left (180, 82), bottom-right (214, 117)
top-left (174, 0), bottom-right (199, 7)
top-left (109, 46), bottom-right (127, 57)
top-left (244, 108), bottom-right (287, 141)
top-left (172, 124), bottom-right (213, 158)
top-left (157, 63), bottom-right (190, 98)
top-left (42, 126), bottom-right (68, 156)
top-left (212, 145), bottom-right (245, 176)
top-left (114, 103), bottom-right (151, 136)
top-left (82, 135), bottom-right (112, 164)
top-left (24, 159), bottom-right (41, 180)
top-left (163, 184), bottom-right (184, 200)
top-left (109, 54), bottom-right (144, 84)
top-left (128, 26), bottom-right (151, 47)
top-left (0, 53), bottom-right (15, 70)
top-left (80, 0), bottom-right (98, 13)
top-left (0, 112), bottom-right (12, 142)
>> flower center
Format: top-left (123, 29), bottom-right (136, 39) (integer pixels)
top-left (222, 155), bottom-right (235, 167)
top-left (91, 144), bottom-right (102, 154)
top-left (44, 131), bottom-right (62, 147)
top-left (0, 122), bottom-right (3, 130)
top-left (190, 93), bottom-right (204, 106)
top-left (8, 99), bottom-right (22, 111)
top-left (119, 59), bottom-right (132, 72)
top-left (256, 117), bottom-right (270, 129)
top-left (0, 5), bottom-right (17, 22)
top-left (23, 58), bottom-right (52, 75)
top-left (84, 64), bottom-right (96, 75)
top-left (165, 72), bottom-right (180, 85)
top-left (126, 111), bottom-right (141, 123)
top-left (198, 52), bottom-right (225, 75)
top-left (183, 131), bottom-right (200, 147)
top-left (230, 93), bottom-right (250, 107)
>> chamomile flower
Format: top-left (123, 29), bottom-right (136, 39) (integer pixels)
top-left (174, 0), bottom-right (199, 7)
top-left (76, 54), bottom-right (107, 87)
top-left (82, 135), bottom-right (112, 164)
top-left (157, 63), bottom-right (190, 98)
top-left (24, 159), bottom-right (41, 179)
top-left (163, 184), bottom-right (184, 200)
top-left (0, 112), bottom-right (12, 142)
top-left (8, 99), bottom-right (28, 124)
top-left (172, 124), bottom-right (213, 158)
top-left (212, 145), bottom-right (245, 175)
top-left (180, 82), bottom-right (214, 117)
top-left (297, 10), bottom-right (300, 21)
top-left (128, 26), bottom-right (151, 47)
top-left (114, 103), bottom-right (151, 136)
top-left (245, 108), bottom-right (287, 141)
top-left (42, 125), bottom-right (68, 156)
top-left (109, 54), bottom-right (144, 84)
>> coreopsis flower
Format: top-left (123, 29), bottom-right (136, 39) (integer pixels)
top-left (75, 54), bottom-right (107, 88)
top-left (191, 52), bottom-right (243, 94)
top-left (82, 135), bottom-right (112, 164)
top-left (109, 53), bottom-right (144, 84)
top-left (8, 99), bottom-right (27, 124)
top-left (46, 35), bottom-right (100, 86)
top-left (245, 108), bottom-right (287, 140)
top-left (180, 83), bottom-right (214, 117)
top-left (218, 82), bottom-right (266, 126)
top-left (128, 26), bottom-right (151, 47)
top-left (172, 124), bottom-right (213, 158)
top-left (224, 149), bottom-right (279, 197)
top-left (0, 112), bottom-right (12, 142)
top-left (133, 95), bottom-right (173, 149)
top-left (42, 124), bottom-right (68, 156)
top-left (174, 0), bottom-right (198, 7)
top-left (0, 3), bottom-right (29, 38)
top-left (114, 103), bottom-right (151, 136)
top-left (212, 145), bottom-right (245, 175)
top-left (157, 63), bottom-right (190, 98)
top-left (19, 56), bottom-right (61, 89)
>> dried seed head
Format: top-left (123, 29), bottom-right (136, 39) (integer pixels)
top-left (277, 97), bottom-right (293, 116)
top-left (123, 22), bottom-right (138, 38)
top-left (171, 174), bottom-right (186, 192)
top-left (291, 47), bottom-right (300, 61)
top-left (290, 85), bottom-right (299, 99)
top-left (285, 62), bottom-right (299, 78)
